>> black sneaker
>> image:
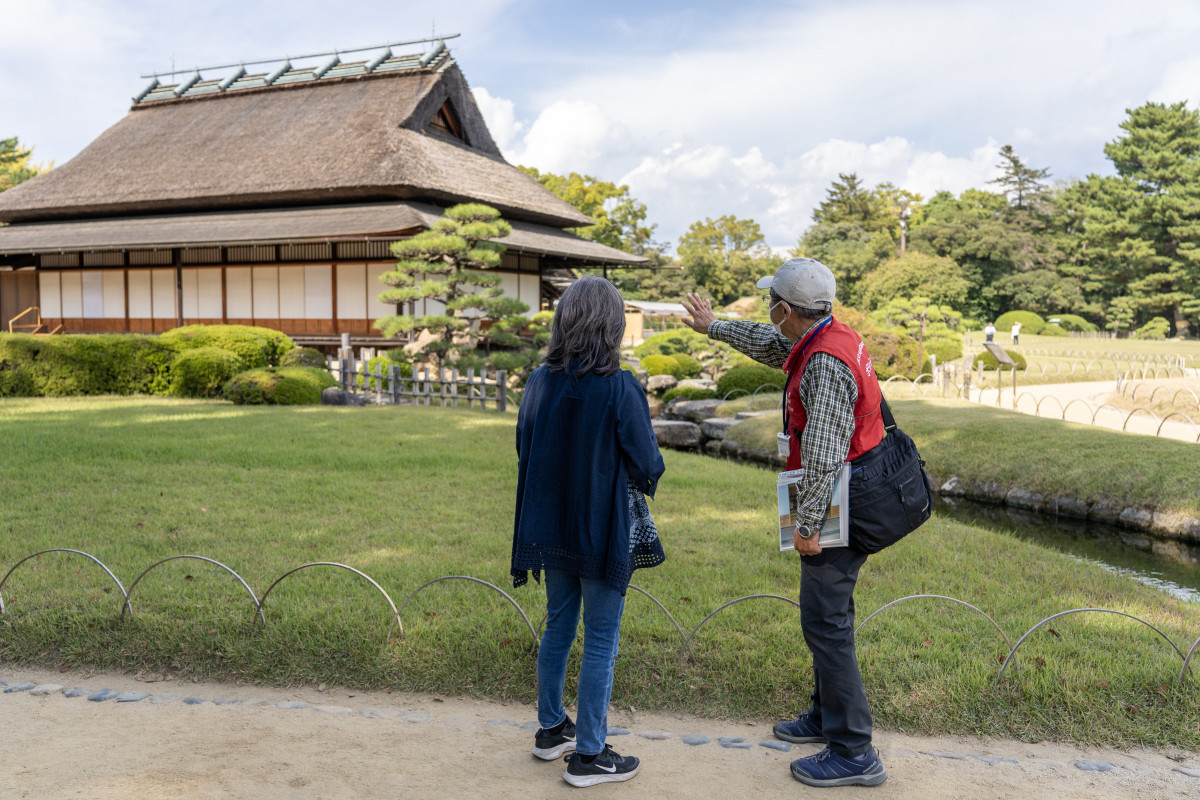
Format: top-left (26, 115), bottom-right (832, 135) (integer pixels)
top-left (773, 712), bottom-right (826, 743)
top-left (562, 744), bottom-right (640, 787)
top-left (532, 716), bottom-right (576, 760)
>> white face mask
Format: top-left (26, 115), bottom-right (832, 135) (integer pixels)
top-left (769, 299), bottom-right (788, 335)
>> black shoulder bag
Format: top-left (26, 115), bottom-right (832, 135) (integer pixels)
top-left (845, 396), bottom-right (933, 554)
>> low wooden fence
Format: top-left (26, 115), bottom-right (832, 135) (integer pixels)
top-left (329, 359), bottom-right (507, 411)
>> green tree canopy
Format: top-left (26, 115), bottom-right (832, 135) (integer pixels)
top-left (989, 144), bottom-right (1051, 210)
top-left (519, 167), bottom-right (655, 254)
top-left (857, 251), bottom-right (970, 311)
top-left (0, 137), bottom-right (50, 192)
top-left (678, 215), bottom-right (781, 306)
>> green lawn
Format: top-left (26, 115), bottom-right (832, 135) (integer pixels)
top-left (1, 396), bottom-right (1198, 747)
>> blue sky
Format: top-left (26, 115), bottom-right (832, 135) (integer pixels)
top-left (6, 1), bottom-right (1200, 251)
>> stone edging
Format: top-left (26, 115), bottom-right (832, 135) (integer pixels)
top-left (651, 399), bottom-right (1200, 547)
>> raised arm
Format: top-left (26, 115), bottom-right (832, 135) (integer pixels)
top-left (681, 293), bottom-right (791, 369)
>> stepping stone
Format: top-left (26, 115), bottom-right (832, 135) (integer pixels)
top-left (922, 750), bottom-right (968, 760)
top-left (4, 681), bottom-right (36, 693)
top-left (1075, 760), bottom-right (1114, 772)
top-left (277, 701), bottom-right (310, 710)
top-left (973, 755), bottom-right (1019, 765)
top-left (485, 718), bottom-right (520, 727)
top-left (681, 734), bottom-right (710, 746)
top-left (0, 681), bottom-right (7, 688)
top-left (212, 698), bottom-right (242, 706)
top-left (183, 697), bottom-right (208, 705)
top-left (29, 684), bottom-right (64, 696)
top-left (115, 691), bottom-right (150, 703)
top-left (1172, 767), bottom-right (1200, 778)
top-left (314, 705), bottom-right (351, 715)
top-left (635, 730), bottom-right (671, 741)
top-left (359, 708), bottom-right (400, 720)
top-left (759, 740), bottom-right (790, 752)
top-left (606, 726), bottom-right (630, 736)
top-left (718, 737), bottom-right (752, 750)
top-left (519, 721), bottom-right (540, 732)
top-left (401, 711), bottom-right (430, 723)
top-left (62, 687), bottom-right (90, 698)
top-left (149, 694), bottom-right (181, 705)
top-left (87, 689), bottom-right (118, 702)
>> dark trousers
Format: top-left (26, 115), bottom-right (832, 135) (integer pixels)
top-left (800, 546), bottom-right (872, 757)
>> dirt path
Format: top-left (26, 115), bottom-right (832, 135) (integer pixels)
top-left (2, 665), bottom-right (1196, 799)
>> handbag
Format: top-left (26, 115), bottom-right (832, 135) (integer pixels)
top-left (846, 397), bottom-right (932, 554)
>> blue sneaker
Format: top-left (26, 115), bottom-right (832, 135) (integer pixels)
top-left (790, 747), bottom-right (887, 787)
top-left (773, 712), bottom-right (825, 743)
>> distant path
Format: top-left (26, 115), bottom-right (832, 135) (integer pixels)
top-left (966, 380), bottom-right (1199, 443)
top-left (1, 665), bottom-right (1196, 799)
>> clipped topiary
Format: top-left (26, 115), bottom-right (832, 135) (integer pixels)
top-left (661, 386), bottom-right (719, 403)
top-left (994, 310), bottom-right (1045, 336)
top-left (972, 348), bottom-right (1028, 371)
top-left (1132, 316), bottom-right (1171, 339)
top-left (671, 352), bottom-right (703, 379)
top-left (159, 324), bottom-right (295, 368)
top-left (640, 353), bottom-right (684, 378)
top-left (1052, 314), bottom-right (1098, 333)
top-left (0, 333), bottom-right (175, 397)
top-left (716, 362), bottom-right (786, 398)
top-left (223, 366), bottom-right (337, 405)
top-left (170, 347), bottom-right (246, 398)
top-left (280, 347), bottom-right (327, 368)
top-left (633, 329), bottom-right (710, 359)
top-left (1039, 323), bottom-right (1068, 337)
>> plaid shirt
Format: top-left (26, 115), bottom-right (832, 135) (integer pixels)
top-left (707, 319), bottom-right (857, 529)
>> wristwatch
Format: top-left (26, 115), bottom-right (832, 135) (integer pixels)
top-left (796, 524), bottom-right (816, 540)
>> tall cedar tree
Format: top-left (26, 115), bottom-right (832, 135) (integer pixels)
top-left (376, 204), bottom-right (528, 365)
top-left (989, 145), bottom-right (1051, 209)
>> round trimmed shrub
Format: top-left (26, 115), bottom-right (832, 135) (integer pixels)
top-left (223, 366), bottom-right (338, 405)
top-left (662, 386), bottom-right (718, 403)
top-left (671, 352), bottom-right (703, 379)
top-left (170, 347), bottom-right (246, 398)
top-left (994, 310), bottom-right (1046, 336)
top-left (640, 353), bottom-right (685, 379)
top-left (716, 363), bottom-right (786, 398)
top-left (1052, 314), bottom-right (1098, 333)
top-left (972, 348), bottom-right (1028, 371)
top-left (280, 347), bottom-right (327, 368)
top-left (1132, 316), bottom-right (1171, 339)
top-left (1039, 323), bottom-right (1068, 337)
top-left (159, 324), bottom-right (295, 368)
top-left (634, 330), bottom-right (709, 359)
top-left (0, 333), bottom-right (175, 397)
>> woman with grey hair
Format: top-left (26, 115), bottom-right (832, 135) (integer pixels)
top-left (511, 275), bottom-right (666, 787)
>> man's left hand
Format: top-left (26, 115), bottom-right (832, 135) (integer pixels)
top-left (793, 530), bottom-right (822, 556)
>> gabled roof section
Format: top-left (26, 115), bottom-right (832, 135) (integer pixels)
top-left (0, 39), bottom-right (593, 230)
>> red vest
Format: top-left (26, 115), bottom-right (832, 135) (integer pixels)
top-left (782, 318), bottom-right (885, 470)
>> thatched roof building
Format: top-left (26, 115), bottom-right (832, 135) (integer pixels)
top-left (0, 38), bottom-right (642, 342)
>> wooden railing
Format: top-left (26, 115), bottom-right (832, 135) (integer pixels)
top-left (8, 306), bottom-right (43, 334)
top-left (329, 359), bottom-right (508, 411)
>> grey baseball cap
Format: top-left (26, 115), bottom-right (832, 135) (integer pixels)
top-left (756, 258), bottom-right (836, 310)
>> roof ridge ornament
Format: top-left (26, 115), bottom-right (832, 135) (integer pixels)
top-left (265, 60), bottom-right (292, 86)
top-left (218, 65), bottom-right (246, 91)
top-left (173, 71), bottom-right (201, 97)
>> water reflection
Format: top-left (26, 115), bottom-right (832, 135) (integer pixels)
top-left (934, 495), bottom-right (1200, 603)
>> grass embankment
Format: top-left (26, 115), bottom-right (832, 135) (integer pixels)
top-left (727, 398), bottom-right (1200, 519)
top-left (1, 397), bottom-right (1197, 747)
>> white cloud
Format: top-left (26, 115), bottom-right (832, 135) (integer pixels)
top-left (505, 99), bottom-right (629, 174)
top-left (472, 87), bottom-right (522, 154)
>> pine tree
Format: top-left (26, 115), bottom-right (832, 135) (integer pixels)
top-left (989, 145), bottom-right (1050, 209)
top-left (376, 204), bottom-right (528, 366)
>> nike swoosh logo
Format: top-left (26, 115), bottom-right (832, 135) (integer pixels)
top-left (597, 764), bottom-right (617, 773)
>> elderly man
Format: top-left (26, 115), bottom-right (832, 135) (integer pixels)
top-left (681, 258), bottom-right (887, 788)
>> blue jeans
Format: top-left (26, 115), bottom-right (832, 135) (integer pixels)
top-left (537, 570), bottom-right (626, 756)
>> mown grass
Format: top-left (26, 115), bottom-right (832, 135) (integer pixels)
top-left (1, 397), bottom-right (1198, 747)
top-left (726, 398), bottom-right (1200, 519)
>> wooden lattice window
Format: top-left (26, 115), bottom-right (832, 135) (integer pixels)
top-left (427, 100), bottom-right (464, 141)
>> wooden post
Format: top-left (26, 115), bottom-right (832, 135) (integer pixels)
top-left (440, 366), bottom-right (448, 407)
top-left (339, 358), bottom-right (350, 390)
top-left (423, 367), bottom-right (431, 406)
top-left (375, 363), bottom-right (383, 404)
top-left (451, 367), bottom-right (459, 408)
top-left (480, 366), bottom-right (489, 409)
top-left (496, 369), bottom-right (507, 412)
top-left (388, 364), bottom-right (398, 405)
top-left (466, 367), bottom-right (476, 408)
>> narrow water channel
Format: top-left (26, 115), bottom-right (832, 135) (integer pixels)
top-left (933, 495), bottom-right (1200, 603)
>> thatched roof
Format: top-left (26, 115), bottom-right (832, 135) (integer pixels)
top-left (0, 51), bottom-right (591, 229)
top-left (0, 201), bottom-right (646, 265)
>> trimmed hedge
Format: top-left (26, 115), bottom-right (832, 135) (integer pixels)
top-left (1052, 313), bottom-right (1098, 333)
top-left (633, 330), bottom-right (710, 359)
top-left (640, 353), bottom-right (685, 379)
top-left (1133, 316), bottom-right (1171, 339)
top-left (972, 348), bottom-right (1028, 371)
top-left (0, 333), bottom-right (174, 397)
top-left (662, 386), bottom-right (718, 403)
top-left (1038, 323), bottom-right (1068, 337)
top-left (670, 352), bottom-right (703, 379)
top-left (223, 367), bottom-right (337, 405)
top-left (159, 324), bottom-right (295, 368)
top-left (170, 347), bottom-right (246, 398)
top-left (715, 362), bottom-right (786, 398)
top-left (280, 347), bottom-right (327, 368)
top-left (994, 310), bottom-right (1045, 336)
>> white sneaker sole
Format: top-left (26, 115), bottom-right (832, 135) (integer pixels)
top-left (532, 740), bottom-right (576, 761)
top-left (562, 763), bottom-right (640, 787)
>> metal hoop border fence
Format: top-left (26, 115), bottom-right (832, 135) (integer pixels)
top-left (1, 548), bottom-right (1198, 686)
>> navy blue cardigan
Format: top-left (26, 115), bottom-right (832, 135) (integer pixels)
top-left (511, 365), bottom-right (666, 593)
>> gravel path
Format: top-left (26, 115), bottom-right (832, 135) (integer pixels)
top-left (3, 665), bottom-right (1197, 799)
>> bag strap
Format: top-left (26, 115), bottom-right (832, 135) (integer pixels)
top-left (879, 394), bottom-right (897, 433)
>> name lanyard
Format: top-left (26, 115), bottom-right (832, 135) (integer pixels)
top-left (781, 316), bottom-right (833, 436)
